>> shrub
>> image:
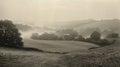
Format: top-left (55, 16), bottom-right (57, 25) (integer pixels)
top-left (63, 34), bottom-right (74, 40)
top-left (75, 35), bottom-right (85, 41)
top-left (56, 29), bottom-right (78, 40)
top-left (39, 33), bottom-right (59, 40)
top-left (90, 31), bottom-right (101, 40)
top-left (99, 39), bottom-right (110, 46)
top-left (106, 33), bottom-right (119, 38)
top-left (31, 33), bottom-right (39, 39)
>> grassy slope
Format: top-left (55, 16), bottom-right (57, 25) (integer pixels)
top-left (0, 47), bottom-right (62, 67)
top-left (0, 39), bottom-right (98, 67)
top-left (58, 38), bottom-right (120, 67)
top-left (0, 39), bottom-right (120, 67)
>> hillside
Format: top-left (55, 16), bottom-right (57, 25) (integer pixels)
top-left (15, 24), bottom-right (33, 32)
top-left (0, 39), bottom-right (98, 67)
top-left (19, 19), bottom-right (120, 38)
top-left (0, 39), bottom-right (120, 67)
top-left (15, 19), bottom-right (120, 39)
top-left (75, 19), bottom-right (120, 35)
top-left (59, 19), bottom-right (120, 31)
top-left (46, 38), bottom-right (120, 67)
top-left (56, 19), bottom-right (120, 36)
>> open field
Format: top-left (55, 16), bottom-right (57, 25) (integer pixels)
top-left (23, 39), bottom-right (99, 52)
top-left (0, 38), bottom-right (120, 67)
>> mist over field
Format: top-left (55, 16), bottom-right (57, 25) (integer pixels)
top-left (17, 19), bottom-right (120, 38)
top-left (0, 0), bottom-right (120, 67)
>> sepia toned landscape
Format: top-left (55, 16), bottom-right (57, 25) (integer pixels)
top-left (0, 0), bottom-right (120, 67)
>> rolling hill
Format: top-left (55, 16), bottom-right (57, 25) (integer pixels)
top-left (55, 19), bottom-right (120, 37)
top-left (1, 19), bottom-right (119, 67)
top-left (0, 38), bottom-right (120, 67)
top-left (75, 19), bottom-right (120, 34)
top-left (17, 19), bottom-right (120, 38)
top-left (0, 39), bottom-right (99, 67)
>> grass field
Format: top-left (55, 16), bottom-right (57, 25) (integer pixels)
top-left (0, 38), bottom-right (120, 67)
top-left (23, 39), bottom-right (99, 53)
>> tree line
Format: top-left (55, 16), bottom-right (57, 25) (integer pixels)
top-left (0, 19), bottom-right (119, 47)
top-left (31, 29), bottom-right (119, 46)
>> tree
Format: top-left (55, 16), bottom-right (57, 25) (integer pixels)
top-left (39, 32), bottom-right (59, 40)
top-left (90, 31), bottom-right (101, 40)
top-left (56, 29), bottom-right (78, 40)
top-left (31, 33), bottom-right (39, 39)
top-left (106, 33), bottom-right (119, 38)
top-left (63, 34), bottom-right (74, 40)
top-left (0, 20), bottom-right (23, 48)
top-left (75, 35), bottom-right (85, 41)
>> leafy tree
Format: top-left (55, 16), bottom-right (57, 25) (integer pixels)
top-left (56, 29), bottom-right (78, 40)
top-left (90, 31), bottom-right (101, 40)
top-left (39, 32), bottom-right (59, 40)
top-left (63, 34), bottom-right (74, 40)
top-left (106, 33), bottom-right (119, 38)
top-left (0, 20), bottom-right (23, 48)
top-left (31, 33), bottom-right (39, 39)
top-left (75, 35), bottom-right (85, 41)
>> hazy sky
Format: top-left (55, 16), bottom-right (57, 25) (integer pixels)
top-left (0, 0), bottom-right (120, 26)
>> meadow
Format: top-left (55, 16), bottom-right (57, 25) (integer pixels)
top-left (0, 38), bottom-right (120, 67)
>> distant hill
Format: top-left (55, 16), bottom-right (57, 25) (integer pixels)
top-left (76, 19), bottom-right (120, 37)
top-left (15, 24), bottom-right (33, 32)
top-left (16, 19), bottom-right (120, 38)
top-left (56, 19), bottom-right (120, 37)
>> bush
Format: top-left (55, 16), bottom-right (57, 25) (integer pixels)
top-left (56, 29), bottom-right (78, 40)
top-left (39, 33), bottom-right (59, 40)
top-left (31, 33), bottom-right (39, 39)
top-left (0, 20), bottom-right (23, 48)
top-left (99, 39), bottom-right (110, 46)
top-left (75, 35), bottom-right (85, 41)
top-left (85, 38), bottom-right (111, 46)
top-left (90, 31), bottom-right (101, 40)
top-left (63, 34), bottom-right (74, 40)
top-left (106, 33), bottom-right (119, 38)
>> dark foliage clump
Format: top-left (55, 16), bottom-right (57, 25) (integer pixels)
top-left (39, 33), bottom-right (60, 40)
top-left (31, 32), bottom-right (60, 40)
top-left (31, 29), bottom-right (79, 40)
top-left (75, 35), bottom-right (85, 41)
top-left (85, 31), bottom-right (114, 46)
top-left (106, 33), bottom-right (119, 38)
top-left (31, 30), bottom-right (117, 47)
top-left (90, 31), bottom-right (101, 40)
top-left (31, 33), bottom-right (40, 39)
top-left (0, 20), bottom-right (23, 48)
top-left (56, 29), bottom-right (78, 40)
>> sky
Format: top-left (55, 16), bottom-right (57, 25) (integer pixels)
top-left (0, 0), bottom-right (120, 26)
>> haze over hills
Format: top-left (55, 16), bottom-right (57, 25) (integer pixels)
top-left (17, 19), bottom-right (120, 38)
top-left (15, 24), bottom-right (33, 32)
top-left (74, 19), bottom-right (120, 37)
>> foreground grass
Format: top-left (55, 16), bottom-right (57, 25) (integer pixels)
top-left (0, 39), bottom-right (120, 67)
top-left (0, 47), bottom-right (63, 67)
top-left (57, 39), bottom-right (120, 67)
top-left (59, 51), bottom-right (120, 67)
top-left (1, 46), bottom-right (120, 67)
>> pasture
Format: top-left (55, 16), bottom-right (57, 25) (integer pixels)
top-left (0, 38), bottom-right (120, 67)
top-left (23, 39), bottom-right (99, 52)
